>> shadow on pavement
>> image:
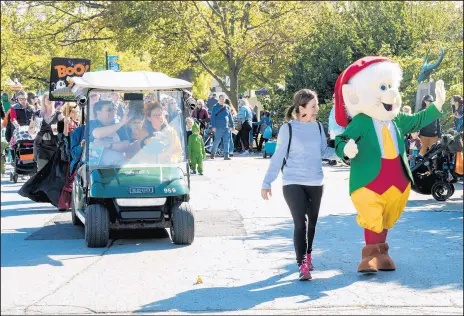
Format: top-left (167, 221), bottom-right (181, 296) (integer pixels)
top-left (1, 226), bottom-right (171, 268)
top-left (1, 207), bottom-right (59, 217)
top-left (136, 211), bottom-right (462, 313)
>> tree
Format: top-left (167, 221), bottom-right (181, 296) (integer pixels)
top-left (192, 71), bottom-right (213, 101)
top-left (281, 1), bottom-right (463, 127)
top-left (105, 1), bottom-right (307, 108)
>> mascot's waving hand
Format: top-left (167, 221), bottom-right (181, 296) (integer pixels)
top-left (334, 57), bottom-right (445, 273)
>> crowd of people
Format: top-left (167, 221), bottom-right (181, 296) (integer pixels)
top-left (189, 93), bottom-right (273, 160)
top-left (1, 89), bottom-right (462, 179)
top-left (1, 87), bottom-right (462, 281)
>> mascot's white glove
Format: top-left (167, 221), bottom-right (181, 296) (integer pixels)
top-left (434, 80), bottom-right (446, 112)
top-left (343, 139), bottom-right (358, 159)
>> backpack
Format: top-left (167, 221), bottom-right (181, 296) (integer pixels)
top-left (263, 125), bottom-right (272, 139)
top-left (281, 121), bottom-right (325, 172)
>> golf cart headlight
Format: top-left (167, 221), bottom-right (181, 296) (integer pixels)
top-left (116, 198), bottom-right (166, 207)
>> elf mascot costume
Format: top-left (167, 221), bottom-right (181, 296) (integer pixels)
top-left (334, 57), bottom-right (446, 273)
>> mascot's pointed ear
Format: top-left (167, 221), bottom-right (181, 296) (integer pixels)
top-left (342, 84), bottom-right (359, 105)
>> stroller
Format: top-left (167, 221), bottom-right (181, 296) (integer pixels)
top-left (411, 133), bottom-right (463, 201)
top-left (9, 126), bottom-right (37, 183)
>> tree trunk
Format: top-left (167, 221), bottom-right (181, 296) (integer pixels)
top-left (229, 72), bottom-right (239, 111)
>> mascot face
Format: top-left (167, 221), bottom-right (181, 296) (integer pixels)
top-left (342, 62), bottom-right (403, 121)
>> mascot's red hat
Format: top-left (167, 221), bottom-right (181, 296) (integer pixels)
top-left (334, 56), bottom-right (393, 127)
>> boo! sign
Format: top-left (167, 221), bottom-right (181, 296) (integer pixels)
top-left (49, 57), bottom-right (91, 101)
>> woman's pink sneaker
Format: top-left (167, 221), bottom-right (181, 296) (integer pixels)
top-left (306, 254), bottom-right (314, 271)
top-left (298, 261), bottom-right (312, 281)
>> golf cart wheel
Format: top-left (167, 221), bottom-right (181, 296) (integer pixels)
top-left (12, 173), bottom-right (18, 183)
top-left (9, 172), bottom-right (13, 181)
top-left (263, 151), bottom-right (267, 158)
top-left (170, 202), bottom-right (195, 245)
top-left (71, 188), bottom-right (82, 226)
top-left (431, 182), bottom-right (453, 202)
top-left (85, 204), bottom-right (110, 248)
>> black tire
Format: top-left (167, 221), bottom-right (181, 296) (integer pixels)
top-left (342, 158), bottom-right (351, 166)
top-left (170, 202), bottom-right (194, 245)
top-left (9, 172), bottom-right (13, 181)
top-left (431, 182), bottom-right (453, 202)
top-left (450, 183), bottom-right (455, 197)
top-left (12, 173), bottom-right (18, 183)
top-left (71, 188), bottom-right (82, 226)
top-left (85, 204), bottom-right (110, 248)
top-left (263, 151), bottom-right (267, 158)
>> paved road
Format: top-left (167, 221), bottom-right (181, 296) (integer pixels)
top-left (1, 157), bottom-right (463, 315)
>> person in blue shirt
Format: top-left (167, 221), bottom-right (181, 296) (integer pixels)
top-left (70, 124), bottom-right (85, 175)
top-left (88, 99), bottom-right (132, 165)
top-left (210, 94), bottom-right (234, 160)
top-left (261, 89), bottom-right (336, 281)
top-left (237, 98), bottom-right (253, 155)
top-left (253, 111), bottom-right (273, 152)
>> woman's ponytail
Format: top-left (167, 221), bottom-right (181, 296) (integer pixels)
top-left (285, 105), bottom-right (296, 122)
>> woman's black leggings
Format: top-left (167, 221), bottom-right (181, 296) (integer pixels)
top-left (283, 185), bottom-right (323, 265)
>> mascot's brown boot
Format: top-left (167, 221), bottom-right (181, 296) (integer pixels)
top-left (377, 243), bottom-right (396, 271)
top-left (357, 244), bottom-right (381, 273)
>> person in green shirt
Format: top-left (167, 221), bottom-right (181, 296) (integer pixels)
top-left (188, 123), bottom-right (206, 175)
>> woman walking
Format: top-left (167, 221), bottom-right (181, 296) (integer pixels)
top-left (261, 89), bottom-right (335, 281)
top-left (29, 92), bottom-right (64, 172)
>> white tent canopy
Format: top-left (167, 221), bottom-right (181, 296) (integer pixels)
top-left (68, 71), bottom-right (192, 94)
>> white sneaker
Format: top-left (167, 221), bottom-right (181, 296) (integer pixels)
top-left (240, 150), bottom-right (250, 155)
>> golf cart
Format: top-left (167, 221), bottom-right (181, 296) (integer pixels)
top-left (68, 71), bottom-right (194, 248)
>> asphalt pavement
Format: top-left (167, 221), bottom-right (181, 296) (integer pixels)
top-left (1, 157), bottom-right (463, 315)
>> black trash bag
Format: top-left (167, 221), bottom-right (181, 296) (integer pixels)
top-left (18, 149), bottom-right (68, 207)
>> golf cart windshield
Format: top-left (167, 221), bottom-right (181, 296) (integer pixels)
top-left (86, 90), bottom-right (187, 169)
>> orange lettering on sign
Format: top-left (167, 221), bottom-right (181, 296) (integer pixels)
top-left (54, 65), bottom-right (68, 78)
top-left (54, 64), bottom-right (90, 78)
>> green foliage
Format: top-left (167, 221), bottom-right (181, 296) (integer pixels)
top-left (104, 1), bottom-right (307, 107)
top-left (257, 88), bottom-right (290, 126)
top-left (192, 71), bottom-right (213, 101)
top-left (282, 1), bottom-right (463, 126)
top-left (1, 0), bottom-right (462, 124)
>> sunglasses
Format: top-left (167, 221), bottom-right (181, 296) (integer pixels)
top-left (18, 98), bottom-right (26, 101)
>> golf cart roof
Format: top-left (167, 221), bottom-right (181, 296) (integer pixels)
top-left (68, 71), bottom-right (192, 93)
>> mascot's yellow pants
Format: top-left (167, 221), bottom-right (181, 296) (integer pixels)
top-left (351, 183), bottom-right (411, 233)
top-left (350, 156), bottom-right (411, 233)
